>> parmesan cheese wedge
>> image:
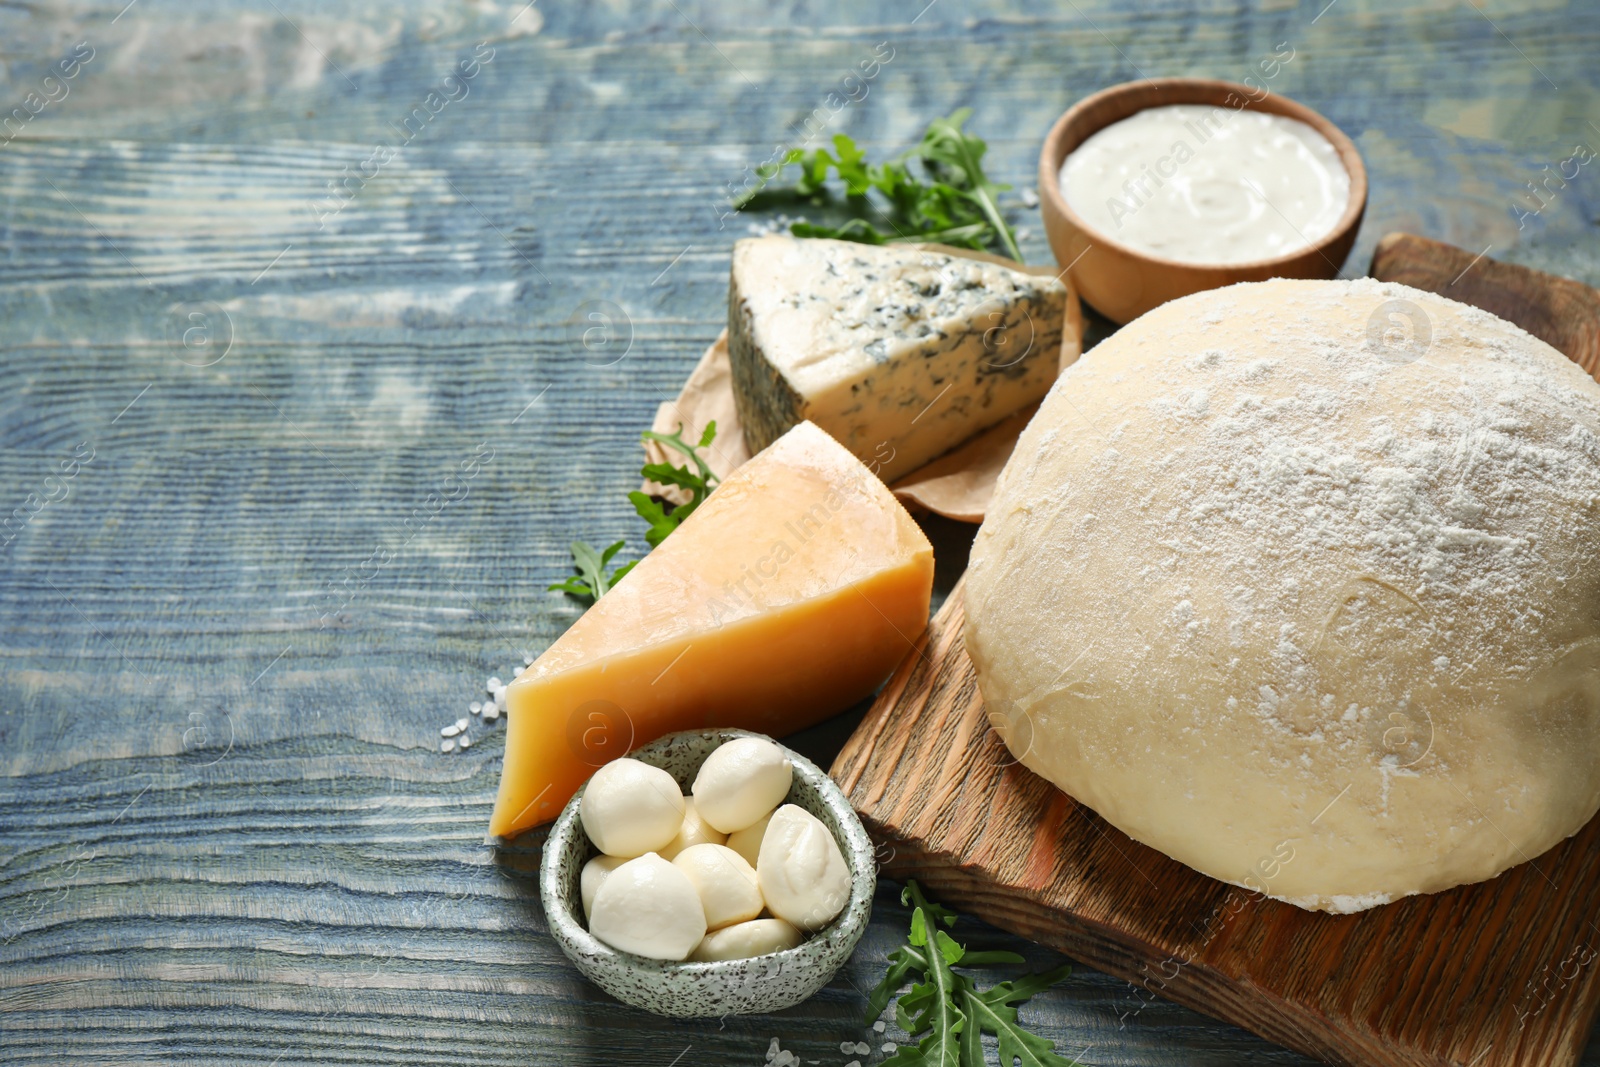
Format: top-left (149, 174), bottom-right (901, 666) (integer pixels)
top-left (489, 421), bottom-right (934, 839)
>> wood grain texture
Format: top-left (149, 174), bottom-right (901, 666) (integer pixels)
top-left (0, 0), bottom-right (1597, 1063)
top-left (832, 581), bottom-right (1600, 1067)
top-left (1370, 233), bottom-right (1600, 379)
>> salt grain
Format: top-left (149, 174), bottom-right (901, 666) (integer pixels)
top-left (455, 717), bottom-right (468, 731)
top-left (762, 1038), bottom-right (800, 1066)
top-left (483, 703), bottom-right (501, 722)
top-left (838, 1043), bottom-right (856, 1055)
top-left (872, 1021), bottom-right (885, 1033)
top-left (470, 701), bottom-right (482, 714)
top-left (441, 723), bottom-right (462, 738)
top-left (494, 686), bottom-right (508, 710)
top-left (881, 1043), bottom-right (897, 1054)
top-left (459, 734), bottom-right (472, 749)
top-left (441, 739), bottom-right (456, 753)
top-left (853, 1042), bottom-right (870, 1055)
top-left (486, 676), bottom-right (502, 692)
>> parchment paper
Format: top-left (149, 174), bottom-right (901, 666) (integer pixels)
top-left (643, 244), bottom-right (1086, 523)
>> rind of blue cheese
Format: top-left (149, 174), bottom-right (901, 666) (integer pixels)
top-left (727, 235), bottom-right (1067, 484)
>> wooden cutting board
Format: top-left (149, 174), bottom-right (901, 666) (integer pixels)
top-left (1369, 233), bottom-right (1600, 379)
top-left (829, 236), bottom-right (1600, 1067)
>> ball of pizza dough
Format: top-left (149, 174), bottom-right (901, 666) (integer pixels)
top-left (965, 278), bottom-right (1600, 912)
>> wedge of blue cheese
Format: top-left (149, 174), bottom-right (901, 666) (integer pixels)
top-left (727, 235), bottom-right (1068, 484)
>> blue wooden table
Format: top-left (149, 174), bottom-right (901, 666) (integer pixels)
top-left (2, 2), bottom-right (1597, 1063)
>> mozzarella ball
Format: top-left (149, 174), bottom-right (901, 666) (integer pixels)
top-left (672, 843), bottom-right (764, 930)
top-left (757, 805), bottom-right (850, 931)
top-left (724, 810), bottom-right (772, 868)
top-left (692, 737), bottom-right (793, 834)
top-left (579, 854), bottom-right (627, 918)
top-left (580, 758), bottom-right (686, 857)
top-left (691, 918), bottom-right (804, 962)
top-left (588, 853), bottom-right (706, 960)
top-left (658, 797), bottom-right (728, 861)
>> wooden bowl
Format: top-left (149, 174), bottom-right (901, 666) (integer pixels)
top-left (1038, 78), bottom-right (1368, 324)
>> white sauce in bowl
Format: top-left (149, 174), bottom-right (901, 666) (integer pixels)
top-left (1059, 103), bottom-right (1350, 265)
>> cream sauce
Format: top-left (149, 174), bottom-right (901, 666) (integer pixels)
top-left (1059, 103), bottom-right (1350, 265)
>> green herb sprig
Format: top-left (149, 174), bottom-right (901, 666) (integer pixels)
top-left (546, 540), bottom-right (635, 601)
top-left (630, 422), bottom-right (720, 548)
top-left (867, 881), bottom-right (1077, 1067)
top-left (549, 422), bottom-right (721, 605)
top-left (735, 109), bottom-right (1024, 263)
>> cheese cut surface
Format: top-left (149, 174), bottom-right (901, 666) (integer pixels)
top-left (727, 235), bottom-right (1068, 484)
top-left (489, 421), bottom-right (934, 839)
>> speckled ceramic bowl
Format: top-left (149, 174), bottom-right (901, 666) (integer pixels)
top-left (539, 728), bottom-right (876, 1017)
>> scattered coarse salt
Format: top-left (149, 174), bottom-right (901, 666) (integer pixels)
top-left (1019, 187), bottom-right (1039, 208)
top-left (455, 716), bottom-right (469, 732)
top-left (494, 686), bottom-right (508, 710)
top-left (838, 1043), bottom-right (856, 1055)
top-left (853, 1042), bottom-right (870, 1055)
top-left (872, 1021), bottom-right (886, 1033)
top-left (441, 723), bottom-right (462, 738)
top-left (486, 676), bottom-right (502, 692)
top-left (765, 1037), bottom-right (780, 1062)
top-left (845, 1062), bottom-right (861, 1067)
top-left (470, 701), bottom-right (482, 714)
top-left (459, 734), bottom-right (472, 749)
top-left (483, 703), bottom-right (501, 722)
top-left (881, 1043), bottom-right (898, 1054)
top-left (441, 738), bottom-right (456, 753)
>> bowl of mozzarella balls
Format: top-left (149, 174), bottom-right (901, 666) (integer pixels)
top-left (539, 729), bottom-right (876, 1017)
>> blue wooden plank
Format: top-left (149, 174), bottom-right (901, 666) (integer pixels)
top-left (0, 0), bottom-right (1597, 1064)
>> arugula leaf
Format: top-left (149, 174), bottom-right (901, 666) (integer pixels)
top-left (547, 540), bottom-right (635, 604)
top-left (915, 109), bottom-right (1022, 263)
top-left (791, 218), bottom-right (888, 245)
top-left (735, 115), bottom-right (1024, 261)
top-left (643, 421), bottom-right (719, 484)
top-left (958, 966), bottom-right (1077, 1067)
top-left (885, 905), bottom-right (966, 1067)
top-left (957, 976), bottom-right (988, 1067)
top-left (633, 421), bottom-right (721, 547)
top-left (957, 949), bottom-right (1028, 966)
top-left (904, 880), bottom-right (961, 929)
top-left (868, 881), bottom-right (1080, 1067)
top-left (626, 491), bottom-right (678, 550)
top-left (866, 944), bottom-right (928, 1024)
top-left (551, 422), bottom-right (721, 604)
top-left (909, 905), bottom-right (930, 946)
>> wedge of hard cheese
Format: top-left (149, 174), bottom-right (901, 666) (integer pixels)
top-left (489, 421), bottom-right (934, 839)
top-left (727, 235), bottom-right (1068, 484)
